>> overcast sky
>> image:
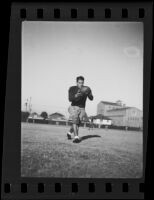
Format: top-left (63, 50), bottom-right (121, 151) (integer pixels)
top-left (22, 21), bottom-right (143, 117)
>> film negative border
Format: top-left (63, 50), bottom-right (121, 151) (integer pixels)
top-left (1, 2), bottom-right (153, 199)
top-left (2, 181), bottom-right (144, 198)
top-left (13, 3), bottom-right (148, 21)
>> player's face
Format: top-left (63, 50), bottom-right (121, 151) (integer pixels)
top-left (77, 80), bottom-right (84, 88)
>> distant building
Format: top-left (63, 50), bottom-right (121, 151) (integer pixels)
top-left (97, 101), bottom-right (143, 128)
top-left (28, 113), bottom-right (44, 120)
top-left (48, 112), bottom-right (66, 121)
top-left (97, 100), bottom-right (124, 115)
top-left (106, 107), bottom-right (143, 128)
top-left (27, 112), bottom-right (44, 123)
top-left (90, 114), bottom-right (112, 126)
top-left (28, 112), bottom-right (39, 119)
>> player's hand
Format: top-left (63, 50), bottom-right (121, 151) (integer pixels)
top-left (81, 86), bottom-right (91, 95)
top-left (75, 91), bottom-right (82, 98)
top-left (86, 88), bottom-right (91, 95)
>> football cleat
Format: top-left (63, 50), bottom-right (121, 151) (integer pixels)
top-left (67, 132), bottom-right (72, 140)
top-left (73, 136), bottom-right (80, 143)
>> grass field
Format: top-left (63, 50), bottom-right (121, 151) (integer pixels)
top-left (21, 122), bottom-right (143, 178)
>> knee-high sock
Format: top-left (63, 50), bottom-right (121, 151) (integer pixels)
top-left (73, 124), bottom-right (79, 137)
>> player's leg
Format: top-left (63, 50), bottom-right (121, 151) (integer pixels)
top-left (73, 123), bottom-right (78, 137)
top-left (69, 124), bottom-right (80, 137)
top-left (67, 106), bottom-right (75, 139)
top-left (72, 108), bottom-right (81, 143)
top-left (68, 106), bottom-right (80, 142)
top-left (74, 108), bottom-right (87, 142)
top-left (67, 125), bottom-right (74, 139)
top-left (80, 108), bottom-right (88, 125)
top-left (72, 116), bottom-right (80, 143)
top-left (73, 123), bottom-right (80, 143)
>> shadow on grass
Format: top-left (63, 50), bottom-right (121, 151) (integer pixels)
top-left (79, 135), bottom-right (101, 143)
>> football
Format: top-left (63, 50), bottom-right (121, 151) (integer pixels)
top-left (80, 86), bottom-right (91, 95)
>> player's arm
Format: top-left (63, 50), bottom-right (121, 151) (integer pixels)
top-left (88, 89), bottom-right (94, 101)
top-left (68, 87), bottom-right (82, 102)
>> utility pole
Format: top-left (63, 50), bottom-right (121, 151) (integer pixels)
top-left (25, 99), bottom-right (28, 112)
top-left (29, 97), bottom-right (32, 114)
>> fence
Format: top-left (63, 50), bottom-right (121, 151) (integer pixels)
top-left (21, 118), bottom-right (142, 131)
